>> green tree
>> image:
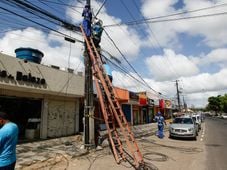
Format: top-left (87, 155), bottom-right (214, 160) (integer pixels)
top-left (220, 94), bottom-right (227, 113)
top-left (207, 95), bottom-right (222, 114)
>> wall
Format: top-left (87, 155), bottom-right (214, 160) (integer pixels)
top-left (47, 99), bottom-right (78, 138)
top-left (0, 53), bottom-right (84, 97)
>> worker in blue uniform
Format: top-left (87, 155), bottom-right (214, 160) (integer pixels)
top-left (154, 112), bottom-right (166, 138)
top-left (82, 4), bottom-right (92, 37)
top-left (92, 19), bottom-right (103, 48)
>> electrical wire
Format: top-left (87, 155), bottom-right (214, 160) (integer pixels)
top-left (119, 0), bottom-right (179, 87)
top-left (38, 0), bottom-right (64, 16)
top-left (57, 0), bottom-right (81, 14)
top-left (102, 55), bottom-right (151, 90)
top-left (4, 0), bottom-right (81, 32)
top-left (103, 29), bottom-right (159, 94)
top-left (94, 0), bottom-right (107, 18)
top-left (104, 11), bottom-right (227, 27)
top-left (104, 2), bottom-right (227, 27)
top-left (0, 6), bottom-right (83, 44)
top-left (38, 0), bottom-right (84, 8)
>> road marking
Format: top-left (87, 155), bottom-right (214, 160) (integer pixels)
top-left (200, 123), bottom-right (205, 142)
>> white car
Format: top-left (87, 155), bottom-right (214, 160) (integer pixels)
top-left (192, 114), bottom-right (201, 130)
top-left (221, 113), bottom-right (227, 119)
top-left (169, 116), bottom-right (197, 140)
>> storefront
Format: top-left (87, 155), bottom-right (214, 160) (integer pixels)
top-left (139, 92), bottom-right (147, 124)
top-left (128, 91), bottom-right (139, 125)
top-left (164, 99), bottom-right (172, 119)
top-left (114, 87), bottom-right (130, 123)
top-left (147, 98), bottom-right (155, 123)
top-left (0, 52), bottom-right (84, 140)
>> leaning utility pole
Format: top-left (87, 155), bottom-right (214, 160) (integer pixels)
top-left (176, 80), bottom-right (181, 111)
top-left (83, 0), bottom-right (95, 148)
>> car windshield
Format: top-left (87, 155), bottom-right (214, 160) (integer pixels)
top-left (173, 118), bottom-right (193, 124)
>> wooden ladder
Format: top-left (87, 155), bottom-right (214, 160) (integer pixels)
top-left (81, 26), bottom-right (144, 169)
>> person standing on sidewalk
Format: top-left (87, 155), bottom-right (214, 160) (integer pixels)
top-left (154, 112), bottom-right (166, 138)
top-left (0, 111), bottom-right (18, 170)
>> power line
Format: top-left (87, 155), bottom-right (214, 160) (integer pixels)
top-left (38, 0), bottom-right (84, 8)
top-left (0, 5), bottom-right (83, 44)
top-left (4, 0), bottom-right (81, 32)
top-left (94, 0), bottom-right (107, 18)
top-left (102, 54), bottom-right (153, 90)
top-left (103, 28), bottom-right (159, 94)
top-left (104, 3), bottom-right (227, 27)
top-left (57, 0), bottom-right (81, 14)
top-left (131, 0), bottom-right (180, 79)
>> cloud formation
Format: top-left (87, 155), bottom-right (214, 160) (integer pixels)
top-left (141, 0), bottom-right (227, 48)
top-left (0, 27), bottom-right (84, 71)
top-left (145, 49), bottom-right (199, 81)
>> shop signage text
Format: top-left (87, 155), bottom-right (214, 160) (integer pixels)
top-left (0, 69), bottom-right (45, 85)
top-left (16, 71), bottom-right (46, 84)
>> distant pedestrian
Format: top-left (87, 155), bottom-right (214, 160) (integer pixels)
top-left (82, 4), bottom-right (92, 37)
top-left (0, 111), bottom-right (18, 170)
top-left (154, 112), bottom-right (166, 138)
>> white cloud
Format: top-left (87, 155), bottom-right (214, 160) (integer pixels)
top-left (141, 0), bottom-right (227, 48)
top-left (145, 49), bottom-right (199, 81)
top-left (0, 27), bottom-right (84, 72)
top-left (113, 61), bottom-right (227, 107)
top-left (182, 68), bottom-right (227, 93)
top-left (197, 48), bottom-right (227, 68)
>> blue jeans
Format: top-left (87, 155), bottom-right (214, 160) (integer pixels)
top-left (82, 19), bottom-right (91, 37)
top-left (157, 124), bottom-right (164, 138)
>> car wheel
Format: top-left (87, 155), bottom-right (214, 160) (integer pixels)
top-left (193, 135), bottom-right (197, 141)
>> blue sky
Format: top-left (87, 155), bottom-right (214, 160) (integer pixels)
top-left (0, 0), bottom-right (227, 108)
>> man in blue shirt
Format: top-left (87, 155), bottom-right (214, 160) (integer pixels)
top-left (0, 111), bottom-right (18, 170)
top-left (154, 112), bottom-right (166, 139)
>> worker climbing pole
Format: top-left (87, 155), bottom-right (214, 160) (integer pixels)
top-left (81, 1), bottom-right (145, 169)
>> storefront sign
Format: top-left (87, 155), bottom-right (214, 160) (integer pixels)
top-left (139, 97), bottom-right (147, 105)
top-left (165, 100), bottom-right (172, 109)
top-left (16, 71), bottom-right (46, 84)
top-left (0, 69), bottom-right (45, 85)
top-left (148, 98), bottom-right (154, 106)
top-left (139, 92), bottom-right (147, 105)
top-left (129, 91), bottom-right (139, 100)
top-left (0, 70), bottom-right (14, 80)
top-left (159, 99), bottom-right (165, 109)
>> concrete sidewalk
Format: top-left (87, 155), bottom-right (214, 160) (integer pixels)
top-left (16, 122), bottom-right (169, 169)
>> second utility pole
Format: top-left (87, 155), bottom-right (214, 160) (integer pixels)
top-left (176, 80), bottom-right (181, 111)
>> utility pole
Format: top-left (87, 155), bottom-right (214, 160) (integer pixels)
top-left (183, 95), bottom-right (187, 111)
top-left (176, 80), bottom-right (181, 111)
top-left (83, 0), bottom-right (95, 148)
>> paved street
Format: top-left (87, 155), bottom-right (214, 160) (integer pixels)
top-left (205, 117), bottom-right (227, 170)
top-left (15, 122), bottom-right (207, 170)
